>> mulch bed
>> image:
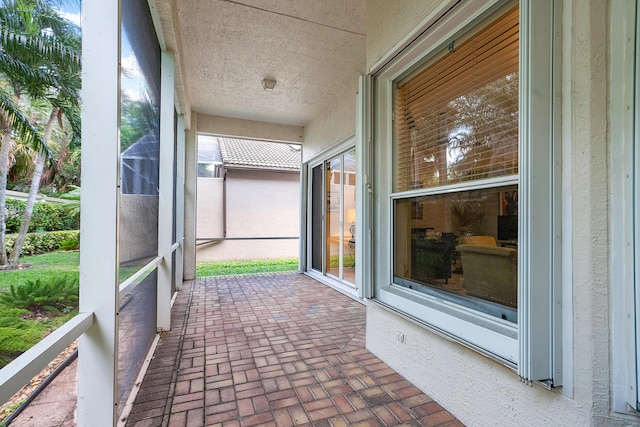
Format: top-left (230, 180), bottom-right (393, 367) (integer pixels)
top-left (0, 340), bottom-right (77, 422)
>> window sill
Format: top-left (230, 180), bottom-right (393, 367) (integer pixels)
top-left (375, 284), bottom-right (518, 366)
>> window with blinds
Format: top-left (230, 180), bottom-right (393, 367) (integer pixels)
top-left (393, 5), bottom-right (519, 193)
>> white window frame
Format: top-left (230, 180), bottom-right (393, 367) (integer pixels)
top-left (371, 0), bottom-right (561, 383)
top-left (633, 0), bottom-right (640, 410)
top-left (611, 0), bottom-right (640, 414)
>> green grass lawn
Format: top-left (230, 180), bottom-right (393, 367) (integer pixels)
top-left (0, 251), bottom-right (79, 290)
top-left (196, 258), bottom-right (299, 277)
top-left (0, 251), bottom-right (80, 369)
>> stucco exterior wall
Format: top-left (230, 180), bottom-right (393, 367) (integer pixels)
top-left (367, 304), bottom-right (590, 426)
top-left (196, 168), bottom-right (300, 262)
top-left (303, 63), bottom-right (362, 163)
top-left (569, 0), bottom-right (611, 422)
top-left (366, 0), bottom-right (441, 70)
top-left (365, 0), bottom-right (636, 425)
top-left (196, 178), bottom-right (224, 239)
top-left (197, 113), bottom-right (304, 143)
top-left (303, 0), bottom-right (443, 161)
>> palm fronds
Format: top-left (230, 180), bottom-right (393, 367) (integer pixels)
top-left (0, 90), bottom-right (48, 158)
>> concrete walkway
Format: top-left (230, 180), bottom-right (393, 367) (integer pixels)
top-left (124, 272), bottom-right (462, 426)
top-left (9, 358), bottom-right (77, 426)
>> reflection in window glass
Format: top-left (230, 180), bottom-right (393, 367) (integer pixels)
top-left (393, 5), bottom-right (519, 193)
top-left (326, 157), bottom-right (341, 278)
top-left (119, 0), bottom-right (161, 278)
top-left (117, 0), bottom-right (161, 415)
top-left (197, 136), bottom-right (224, 178)
top-left (323, 150), bottom-right (357, 284)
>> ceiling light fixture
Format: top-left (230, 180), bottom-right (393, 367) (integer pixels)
top-left (262, 78), bottom-right (277, 91)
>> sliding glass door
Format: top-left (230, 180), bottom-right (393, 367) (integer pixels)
top-left (311, 164), bottom-right (323, 271)
top-left (309, 149), bottom-right (356, 286)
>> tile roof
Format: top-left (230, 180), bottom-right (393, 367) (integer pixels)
top-left (218, 137), bottom-right (301, 171)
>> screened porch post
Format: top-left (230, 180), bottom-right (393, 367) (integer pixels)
top-left (183, 118), bottom-right (198, 281)
top-left (175, 115), bottom-right (186, 290)
top-left (157, 51), bottom-right (176, 331)
top-left (77, 0), bottom-right (119, 424)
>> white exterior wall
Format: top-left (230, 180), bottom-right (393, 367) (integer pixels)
top-left (365, 0), bottom-right (637, 425)
top-left (196, 178), bottom-right (225, 239)
top-left (196, 169), bottom-right (300, 261)
top-left (197, 114), bottom-right (303, 143)
top-left (366, 0), bottom-right (442, 70)
top-left (303, 77), bottom-right (360, 162)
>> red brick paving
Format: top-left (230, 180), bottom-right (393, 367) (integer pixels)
top-left (124, 272), bottom-right (463, 426)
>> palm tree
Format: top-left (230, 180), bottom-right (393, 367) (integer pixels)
top-left (0, 0), bottom-right (80, 267)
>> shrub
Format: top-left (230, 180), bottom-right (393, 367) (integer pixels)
top-left (0, 307), bottom-right (76, 368)
top-left (29, 202), bottom-right (63, 231)
top-left (59, 236), bottom-right (80, 250)
top-left (4, 199), bottom-right (79, 233)
top-left (5, 230), bottom-right (79, 256)
top-left (0, 275), bottom-right (79, 314)
top-left (0, 307), bottom-right (49, 367)
top-left (4, 199), bottom-right (23, 234)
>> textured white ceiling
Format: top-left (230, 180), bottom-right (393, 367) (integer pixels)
top-left (171, 0), bottom-right (367, 126)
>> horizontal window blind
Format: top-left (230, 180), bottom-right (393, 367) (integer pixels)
top-left (394, 5), bottom-right (519, 193)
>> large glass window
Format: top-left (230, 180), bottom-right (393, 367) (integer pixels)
top-left (392, 4), bottom-right (519, 322)
top-left (373, 0), bottom-right (559, 380)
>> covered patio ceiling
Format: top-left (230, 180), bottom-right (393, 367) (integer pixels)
top-left (152, 0), bottom-right (367, 127)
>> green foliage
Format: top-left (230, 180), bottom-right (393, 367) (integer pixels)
top-left (29, 201), bottom-right (63, 231)
top-left (0, 275), bottom-right (79, 314)
top-left (0, 0), bottom-right (81, 159)
top-left (0, 250), bottom-right (78, 291)
top-left (59, 236), bottom-right (79, 250)
top-left (5, 230), bottom-right (79, 256)
top-left (0, 307), bottom-right (76, 368)
top-left (196, 258), bottom-right (299, 277)
top-left (0, 309), bottom-right (48, 367)
top-left (4, 199), bottom-right (78, 233)
top-left (4, 199), bottom-right (23, 233)
top-left (58, 185), bottom-right (80, 219)
top-left (329, 254), bottom-right (355, 268)
top-left (0, 248), bottom-right (80, 368)
top-left (120, 99), bottom-right (157, 152)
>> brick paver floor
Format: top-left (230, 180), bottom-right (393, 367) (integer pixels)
top-left (124, 272), bottom-right (462, 427)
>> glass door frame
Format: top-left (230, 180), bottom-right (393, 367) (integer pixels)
top-left (305, 137), bottom-right (359, 297)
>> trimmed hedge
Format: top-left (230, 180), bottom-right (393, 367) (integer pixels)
top-left (5, 230), bottom-right (79, 256)
top-left (5, 199), bottom-right (79, 233)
